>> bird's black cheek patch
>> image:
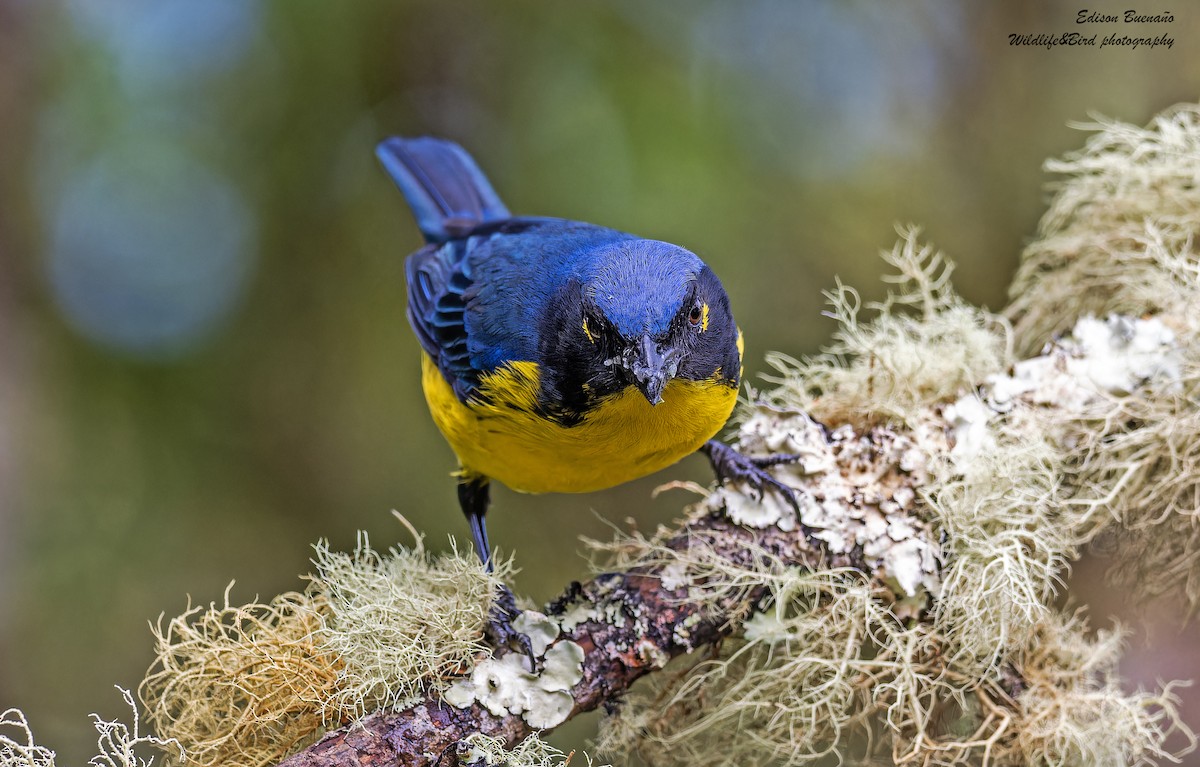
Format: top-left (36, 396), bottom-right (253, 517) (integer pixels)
top-left (676, 306), bottom-right (740, 385)
top-left (534, 280), bottom-right (627, 424)
top-left (669, 265), bottom-right (740, 385)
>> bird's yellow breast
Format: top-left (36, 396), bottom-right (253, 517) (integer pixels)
top-left (420, 353), bottom-right (738, 494)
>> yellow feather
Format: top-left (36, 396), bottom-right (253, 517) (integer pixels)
top-left (737, 327), bottom-right (745, 378)
top-left (421, 353), bottom-right (738, 494)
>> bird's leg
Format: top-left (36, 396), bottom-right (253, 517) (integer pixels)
top-left (459, 476), bottom-right (494, 570)
top-left (457, 475), bottom-right (535, 663)
top-left (700, 440), bottom-right (811, 532)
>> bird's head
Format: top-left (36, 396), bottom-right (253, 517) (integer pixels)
top-left (559, 239), bottom-right (741, 407)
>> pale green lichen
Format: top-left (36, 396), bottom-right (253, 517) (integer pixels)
top-left (933, 313), bottom-right (1189, 669)
top-left (595, 106), bottom-right (1200, 764)
top-left (1007, 104), bottom-right (1200, 356)
top-left (2, 689), bottom-right (182, 767)
top-left (761, 226), bottom-right (1009, 428)
top-left (596, 536), bottom-right (1192, 767)
top-left (1001, 105), bottom-right (1200, 607)
top-left (1, 708), bottom-right (55, 767)
top-left (927, 407), bottom-right (1070, 669)
top-left (310, 531), bottom-right (511, 717)
top-left (89, 688), bottom-right (183, 767)
top-left (597, 565), bottom-right (968, 766)
top-left (1015, 613), bottom-right (1195, 767)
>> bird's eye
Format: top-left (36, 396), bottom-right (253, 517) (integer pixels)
top-left (688, 304), bottom-right (703, 327)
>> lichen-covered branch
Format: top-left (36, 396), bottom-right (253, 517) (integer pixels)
top-left (277, 513), bottom-right (824, 767)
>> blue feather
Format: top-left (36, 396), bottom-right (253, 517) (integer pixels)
top-left (578, 239), bottom-right (702, 339)
top-left (376, 137), bottom-right (509, 243)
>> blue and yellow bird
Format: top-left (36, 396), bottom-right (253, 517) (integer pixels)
top-left (377, 136), bottom-right (796, 642)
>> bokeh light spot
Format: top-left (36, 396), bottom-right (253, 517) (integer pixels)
top-left (47, 147), bottom-right (256, 358)
top-left (65, 0), bottom-right (261, 89)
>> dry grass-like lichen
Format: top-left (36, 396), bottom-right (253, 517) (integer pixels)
top-left (138, 531), bottom-right (506, 767)
top-left (762, 226), bottom-right (1009, 428)
top-left (462, 732), bottom-right (608, 767)
top-left (1, 708), bottom-right (55, 767)
top-left (3, 689), bottom-right (182, 767)
top-left (139, 587), bottom-right (339, 767)
top-left (310, 531), bottom-right (509, 716)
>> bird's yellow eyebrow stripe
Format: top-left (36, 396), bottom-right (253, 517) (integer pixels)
top-left (701, 302), bottom-right (710, 332)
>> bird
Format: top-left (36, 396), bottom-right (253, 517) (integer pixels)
top-left (377, 136), bottom-right (798, 647)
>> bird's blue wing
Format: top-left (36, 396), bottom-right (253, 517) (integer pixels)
top-left (406, 239), bottom-right (477, 396)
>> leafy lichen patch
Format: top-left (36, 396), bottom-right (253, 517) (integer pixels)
top-left (443, 632), bottom-right (585, 730)
top-left (708, 407), bottom-right (941, 600)
top-left (973, 314), bottom-right (1182, 425)
top-left (512, 611), bottom-right (561, 658)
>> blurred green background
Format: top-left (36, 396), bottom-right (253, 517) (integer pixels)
top-left (2, 0), bottom-right (1199, 762)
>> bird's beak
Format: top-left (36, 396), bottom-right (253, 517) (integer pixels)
top-left (624, 334), bottom-right (672, 405)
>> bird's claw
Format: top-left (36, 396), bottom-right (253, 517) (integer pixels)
top-left (487, 584), bottom-right (538, 669)
top-left (702, 439), bottom-right (804, 515)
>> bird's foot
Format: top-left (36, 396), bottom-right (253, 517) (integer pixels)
top-left (487, 583), bottom-right (537, 668)
top-left (701, 439), bottom-right (808, 525)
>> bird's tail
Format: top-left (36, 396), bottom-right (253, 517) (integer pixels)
top-left (376, 136), bottom-right (510, 243)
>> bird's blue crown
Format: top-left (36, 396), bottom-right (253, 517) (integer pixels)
top-left (581, 239), bottom-right (703, 339)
